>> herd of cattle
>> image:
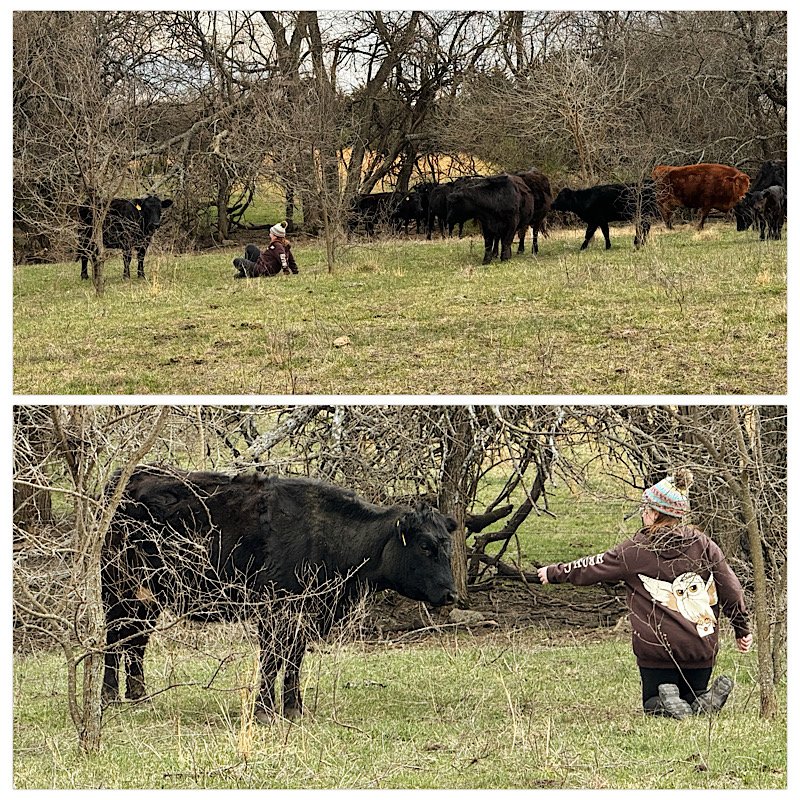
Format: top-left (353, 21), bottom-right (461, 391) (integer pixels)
top-left (350, 158), bottom-right (787, 264)
top-left (102, 467), bottom-right (458, 721)
top-left (77, 159), bottom-right (786, 278)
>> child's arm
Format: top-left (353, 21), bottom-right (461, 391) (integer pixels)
top-left (539, 542), bottom-right (630, 586)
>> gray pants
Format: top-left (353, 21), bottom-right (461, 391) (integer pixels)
top-left (232, 244), bottom-right (261, 277)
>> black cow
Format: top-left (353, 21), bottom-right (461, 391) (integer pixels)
top-left (446, 175), bottom-right (526, 264)
top-left (514, 169), bottom-right (553, 255)
top-left (733, 159), bottom-right (787, 232)
top-left (392, 191), bottom-right (425, 234)
top-left (101, 467), bottom-right (457, 722)
top-left (347, 192), bottom-right (393, 236)
top-left (427, 177), bottom-right (481, 239)
top-left (508, 174), bottom-right (535, 256)
top-left (550, 182), bottom-right (658, 249)
top-left (78, 196), bottom-right (172, 280)
top-left (347, 191), bottom-right (421, 236)
top-left (751, 185), bottom-right (787, 240)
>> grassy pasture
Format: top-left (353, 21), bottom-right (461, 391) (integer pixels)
top-left (13, 224), bottom-right (785, 395)
top-left (13, 625), bottom-right (784, 789)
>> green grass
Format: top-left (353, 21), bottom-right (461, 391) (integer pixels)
top-left (13, 628), bottom-right (785, 789)
top-left (474, 462), bottom-right (632, 566)
top-left (13, 224), bottom-right (785, 394)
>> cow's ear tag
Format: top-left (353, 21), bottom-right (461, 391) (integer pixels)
top-left (135, 203), bottom-right (142, 211)
top-left (396, 519), bottom-right (407, 546)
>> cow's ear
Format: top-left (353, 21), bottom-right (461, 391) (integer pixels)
top-left (395, 514), bottom-right (412, 547)
top-left (444, 515), bottom-right (458, 533)
top-left (161, 199), bottom-right (173, 209)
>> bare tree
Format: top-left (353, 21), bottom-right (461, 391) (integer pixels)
top-left (13, 406), bottom-right (170, 751)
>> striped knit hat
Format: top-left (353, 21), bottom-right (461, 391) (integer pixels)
top-left (641, 467), bottom-right (694, 518)
top-left (270, 221), bottom-right (287, 238)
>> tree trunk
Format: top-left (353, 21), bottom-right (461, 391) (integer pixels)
top-left (438, 409), bottom-right (472, 605)
top-left (729, 406), bottom-right (778, 719)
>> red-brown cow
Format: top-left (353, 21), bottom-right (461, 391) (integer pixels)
top-left (652, 163), bottom-right (750, 230)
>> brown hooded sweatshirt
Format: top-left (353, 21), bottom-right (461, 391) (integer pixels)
top-left (545, 524), bottom-right (750, 669)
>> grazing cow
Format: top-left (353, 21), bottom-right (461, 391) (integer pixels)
top-left (550, 182), bottom-right (659, 249)
top-left (347, 192), bottom-right (394, 236)
top-left (734, 159), bottom-right (787, 232)
top-left (651, 163), bottom-right (750, 230)
top-left (446, 174), bottom-right (526, 264)
top-left (427, 177), bottom-right (482, 239)
top-left (101, 467), bottom-right (457, 722)
top-left (348, 191), bottom-right (422, 236)
top-left (78, 196), bottom-right (173, 280)
top-left (751, 185), bottom-right (787, 240)
top-left (514, 169), bottom-right (553, 254)
top-left (391, 191), bottom-right (425, 234)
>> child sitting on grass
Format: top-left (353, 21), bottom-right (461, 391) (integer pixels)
top-left (232, 221), bottom-right (298, 278)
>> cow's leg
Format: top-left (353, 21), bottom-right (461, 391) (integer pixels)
top-left (580, 224), bottom-right (598, 250)
top-left (634, 219), bottom-right (650, 248)
top-left (759, 217), bottom-right (767, 240)
top-left (600, 222), bottom-right (612, 249)
top-left (482, 230), bottom-right (494, 265)
top-left (500, 225), bottom-right (516, 261)
top-left (532, 225), bottom-right (540, 255)
top-left (137, 246), bottom-right (147, 279)
top-left (255, 620), bottom-right (281, 723)
top-left (697, 209), bottom-right (709, 230)
top-left (281, 633), bottom-right (307, 721)
top-left (458, 222), bottom-right (465, 239)
top-left (102, 620), bottom-right (123, 705)
top-left (124, 627), bottom-right (152, 701)
top-left (122, 248), bottom-right (132, 280)
top-left (80, 255), bottom-right (89, 281)
top-left (517, 225), bottom-right (527, 253)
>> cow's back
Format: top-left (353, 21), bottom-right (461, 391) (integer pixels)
top-left (652, 163), bottom-right (750, 210)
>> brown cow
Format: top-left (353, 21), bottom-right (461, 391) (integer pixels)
top-left (652, 163), bottom-right (750, 230)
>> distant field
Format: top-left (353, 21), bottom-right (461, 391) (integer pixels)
top-left (13, 627), bottom-right (784, 789)
top-left (13, 224), bottom-right (785, 395)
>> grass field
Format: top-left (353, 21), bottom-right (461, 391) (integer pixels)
top-left (13, 625), bottom-right (784, 789)
top-left (13, 224), bottom-right (785, 395)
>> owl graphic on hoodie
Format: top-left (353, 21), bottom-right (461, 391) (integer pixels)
top-left (639, 572), bottom-right (718, 637)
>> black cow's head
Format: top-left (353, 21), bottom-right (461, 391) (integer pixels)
top-left (384, 504), bottom-right (457, 607)
top-left (733, 193), bottom-right (756, 231)
top-left (134, 196), bottom-right (173, 235)
top-left (550, 188), bottom-right (576, 213)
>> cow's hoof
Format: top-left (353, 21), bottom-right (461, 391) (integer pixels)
top-left (283, 706), bottom-right (303, 722)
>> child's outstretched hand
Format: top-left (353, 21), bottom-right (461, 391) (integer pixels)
top-left (537, 566), bottom-right (550, 584)
top-left (736, 633), bottom-right (753, 653)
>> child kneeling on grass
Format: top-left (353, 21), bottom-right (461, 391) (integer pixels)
top-left (537, 468), bottom-right (752, 720)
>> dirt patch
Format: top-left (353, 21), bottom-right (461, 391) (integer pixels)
top-left (364, 581), bottom-right (627, 641)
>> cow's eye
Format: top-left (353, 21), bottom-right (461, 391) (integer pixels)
top-left (688, 584), bottom-right (699, 593)
top-left (419, 541), bottom-right (434, 556)
top-left (675, 589), bottom-right (684, 597)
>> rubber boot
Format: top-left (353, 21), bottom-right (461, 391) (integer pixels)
top-left (692, 675), bottom-right (734, 714)
top-left (657, 684), bottom-right (693, 720)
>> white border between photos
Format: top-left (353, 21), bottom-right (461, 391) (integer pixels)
top-left (4, 1), bottom-right (794, 797)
